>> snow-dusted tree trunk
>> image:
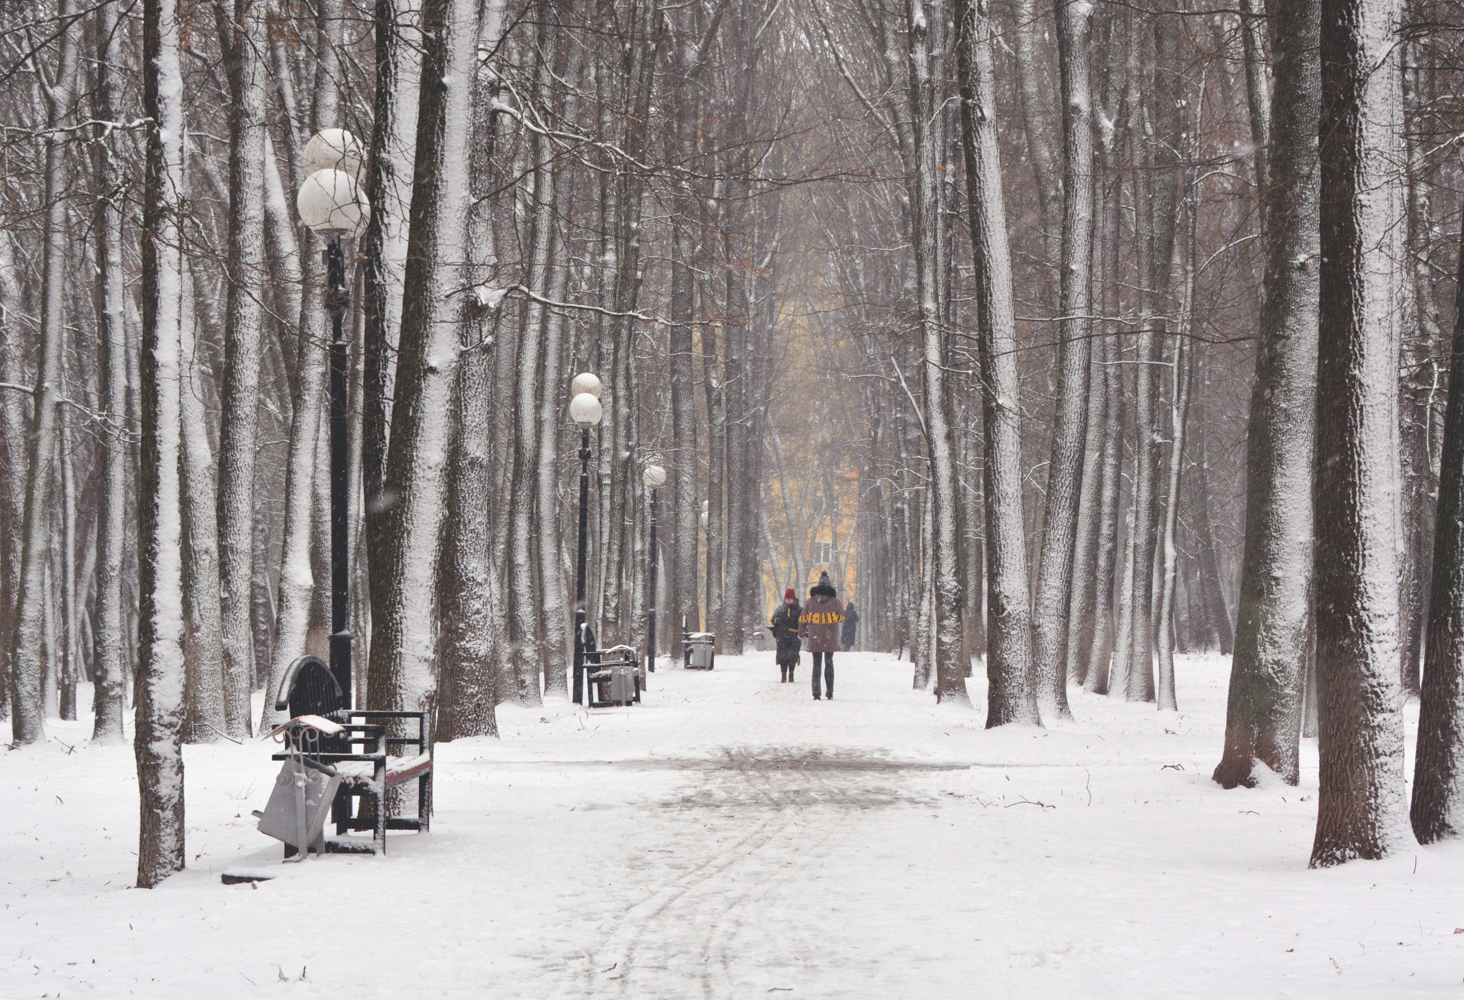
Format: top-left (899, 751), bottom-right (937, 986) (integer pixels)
top-left (215, 0), bottom-right (270, 739)
top-left (438, 343), bottom-right (499, 739)
top-left (1238, 0), bottom-right (1270, 215)
top-left (1310, 0), bottom-right (1410, 866)
top-left (179, 267), bottom-right (227, 740)
top-left (505, 16), bottom-right (557, 705)
top-left (437, 0), bottom-right (506, 739)
top-left (1009, 0), bottom-right (1058, 243)
top-left (1067, 327), bottom-right (1108, 685)
top-left (363, 0), bottom-right (422, 626)
top-left (90, 0), bottom-right (128, 743)
top-left (955, 0), bottom-right (1039, 725)
top-left (10, 0), bottom-right (79, 745)
top-left (600, 2), bottom-right (660, 647)
top-left (136, 0), bottom-right (188, 888)
top-left (1189, 410), bottom-right (1234, 655)
top-left (534, 34), bottom-right (579, 698)
top-left (1411, 220), bottom-right (1464, 844)
top-left (365, 0), bottom-right (478, 722)
top-left (1031, 0), bottom-right (1096, 721)
top-left (906, 0), bottom-right (967, 705)
top-left (259, 278), bottom-right (325, 730)
top-left (1156, 132), bottom-right (1201, 709)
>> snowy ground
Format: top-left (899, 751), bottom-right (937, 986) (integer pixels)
top-left (3, 651), bottom-right (1462, 999)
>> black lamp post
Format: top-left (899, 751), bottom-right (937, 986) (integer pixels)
top-left (569, 374), bottom-right (604, 705)
top-left (296, 129), bottom-right (369, 704)
top-left (643, 463), bottom-right (666, 674)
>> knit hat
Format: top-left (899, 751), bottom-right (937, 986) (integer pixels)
top-left (784, 588), bottom-right (796, 601)
top-left (818, 571), bottom-right (832, 588)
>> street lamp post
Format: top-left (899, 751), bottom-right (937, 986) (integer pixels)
top-left (569, 374), bottom-right (604, 705)
top-left (643, 463), bottom-right (666, 675)
top-left (296, 129), bottom-right (369, 705)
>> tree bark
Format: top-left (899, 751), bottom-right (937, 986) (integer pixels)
top-left (955, 0), bottom-right (1039, 725)
top-left (1310, 0), bottom-right (1410, 865)
top-left (215, 0), bottom-right (270, 739)
top-left (365, 0), bottom-right (479, 724)
top-left (179, 266), bottom-right (227, 740)
top-left (1031, 0), bottom-right (1095, 721)
top-left (9, 0), bottom-right (79, 744)
top-left (90, 0), bottom-right (128, 742)
top-left (136, 0), bottom-right (188, 888)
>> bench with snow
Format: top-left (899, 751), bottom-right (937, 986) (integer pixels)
top-left (578, 626), bottom-right (641, 708)
top-left (270, 655), bottom-right (433, 856)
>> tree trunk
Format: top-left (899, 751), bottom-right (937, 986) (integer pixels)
top-left (955, 0), bottom-right (1039, 725)
top-left (10, 0), bottom-right (79, 745)
top-left (362, 0), bottom-right (423, 656)
top-left (1411, 218), bottom-right (1464, 844)
top-left (365, 0), bottom-right (479, 724)
top-left (136, 0), bottom-right (188, 888)
top-left (216, 0), bottom-right (270, 739)
top-left (1031, 0), bottom-right (1095, 721)
top-left (1310, 0), bottom-right (1410, 865)
top-left (179, 266), bottom-right (227, 740)
top-left (90, 0), bottom-right (128, 742)
top-left (1213, 0), bottom-right (1319, 788)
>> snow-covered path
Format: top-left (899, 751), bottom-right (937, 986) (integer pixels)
top-left (3, 651), bottom-right (1462, 998)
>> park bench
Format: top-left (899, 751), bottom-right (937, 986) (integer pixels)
top-left (579, 626), bottom-right (641, 708)
top-left (268, 655), bottom-right (433, 855)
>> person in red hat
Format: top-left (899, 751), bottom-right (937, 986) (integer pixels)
top-left (770, 588), bottom-right (802, 682)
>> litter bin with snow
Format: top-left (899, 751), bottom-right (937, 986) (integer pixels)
top-left (685, 633), bottom-right (715, 670)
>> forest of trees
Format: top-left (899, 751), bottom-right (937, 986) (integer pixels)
top-left (3, 0), bottom-right (1464, 884)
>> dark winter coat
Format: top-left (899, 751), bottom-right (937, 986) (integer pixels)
top-left (841, 603), bottom-right (859, 650)
top-left (771, 603), bottom-right (803, 664)
top-left (799, 584), bottom-right (845, 653)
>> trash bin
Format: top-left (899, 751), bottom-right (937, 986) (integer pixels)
top-left (751, 626), bottom-right (770, 652)
top-left (687, 633), bottom-right (715, 670)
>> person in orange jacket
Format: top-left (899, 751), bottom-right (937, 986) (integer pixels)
top-left (799, 572), bottom-right (845, 700)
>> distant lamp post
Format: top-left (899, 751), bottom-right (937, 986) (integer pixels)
top-left (295, 129), bottom-right (370, 706)
top-left (570, 378), bottom-right (604, 704)
top-left (643, 463), bottom-right (666, 674)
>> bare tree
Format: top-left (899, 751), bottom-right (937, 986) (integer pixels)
top-left (1310, 0), bottom-right (1411, 866)
top-left (955, 0), bottom-right (1039, 725)
top-left (136, 0), bottom-right (188, 888)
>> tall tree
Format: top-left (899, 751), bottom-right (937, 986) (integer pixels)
top-left (90, 0), bottom-right (129, 743)
top-left (1411, 219), bottom-right (1464, 844)
top-left (9, 0), bottom-right (79, 744)
top-left (1213, 0), bottom-right (1320, 787)
top-left (136, 0), bottom-right (188, 888)
top-left (365, 0), bottom-right (479, 722)
top-left (955, 0), bottom-right (1039, 725)
top-left (215, 0), bottom-right (270, 738)
top-left (1310, 0), bottom-right (1411, 866)
top-left (1030, 0), bottom-right (1096, 721)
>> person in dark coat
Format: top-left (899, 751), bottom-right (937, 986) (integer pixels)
top-left (841, 601), bottom-right (859, 651)
top-left (770, 588), bottom-right (802, 682)
top-left (799, 572), bottom-right (845, 700)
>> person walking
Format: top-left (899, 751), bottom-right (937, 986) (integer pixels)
top-left (841, 601), bottom-right (859, 651)
top-left (771, 588), bottom-right (802, 683)
top-left (799, 572), bottom-right (845, 700)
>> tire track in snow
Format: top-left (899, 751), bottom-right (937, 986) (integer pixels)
top-left (562, 745), bottom-right (930, 999)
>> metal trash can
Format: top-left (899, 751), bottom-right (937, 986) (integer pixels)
top-left (751, 626), bottom-right (770, 652)
top-left (687, 633), bottom-right (715, 670)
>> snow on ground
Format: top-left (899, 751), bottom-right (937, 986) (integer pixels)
top-left (3, 651), bottom-right (1462, 998)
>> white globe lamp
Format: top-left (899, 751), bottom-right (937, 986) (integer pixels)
top-left (303, 128), bottom-right (364, 178)
top-left (297, 169), bottom-right (370, 237)
top-left (569, 392), bottom-right (604, 427)
top-left (643, 464), bottom-right (666, 489)
top-left (571, 372), bottom-right (603, 399)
